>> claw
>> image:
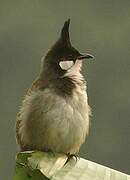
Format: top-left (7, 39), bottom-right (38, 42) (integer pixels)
top-left (64, 153), bottom-right (80, 165)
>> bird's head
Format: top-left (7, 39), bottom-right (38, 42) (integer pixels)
top-left (41, 19), bottom-right (93, 79)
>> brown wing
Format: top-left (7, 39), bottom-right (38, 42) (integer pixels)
top-left (15, 113), bottom-right (25, 149)
top-left (15, 77), bottom-right (48, 150)
top-left (27, 77), bottom-right (48, 95)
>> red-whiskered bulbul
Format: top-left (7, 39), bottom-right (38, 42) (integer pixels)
top-left (16, 19), bottom-right (93, 156)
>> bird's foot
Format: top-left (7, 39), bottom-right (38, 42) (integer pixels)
top-left (65, 153), bottom-right (80, 165)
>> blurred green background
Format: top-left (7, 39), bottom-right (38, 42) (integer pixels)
top-left (0, 0), bottom-right (130, 179)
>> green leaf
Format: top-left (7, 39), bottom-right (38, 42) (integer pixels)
top-left (13, 151), bottom-right (130, 180)
top-left (27, 151), bottom-right (67, 178)
top-left (13, 151), bottom-right (49, 180)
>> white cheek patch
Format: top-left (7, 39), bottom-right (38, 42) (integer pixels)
top-left (59, 61), bottom-right (74, 70)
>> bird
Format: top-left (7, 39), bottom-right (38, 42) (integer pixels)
top-left (16, 19), bottom-right (93, 156)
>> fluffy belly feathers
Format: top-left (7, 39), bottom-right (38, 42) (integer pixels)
top-left (17, 88), bottom-right (90, 154)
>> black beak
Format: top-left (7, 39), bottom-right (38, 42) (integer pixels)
top-left (78, 53), bottom-right (94, 60)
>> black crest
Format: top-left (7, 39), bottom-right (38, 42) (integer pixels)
top-left (45, 19), bottom-right (93, 63)
top-left (60, 19), bottom-right (71, 46)
top-left (47, 19), bottom-right (81, 59)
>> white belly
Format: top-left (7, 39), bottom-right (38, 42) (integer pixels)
top-left (18, 87), bottom-right (90, 154)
